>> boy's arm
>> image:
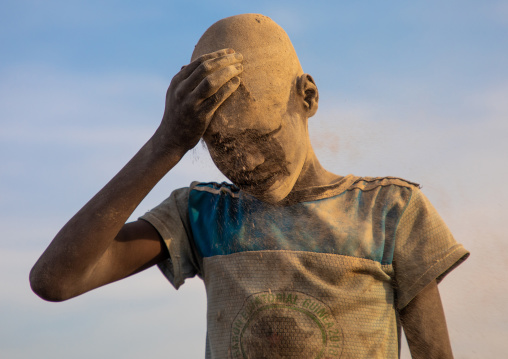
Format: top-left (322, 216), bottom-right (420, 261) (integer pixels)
top-left (29, 49), bottom-right (243, 302)
top-left (399, 280), bottom-right (454, 359)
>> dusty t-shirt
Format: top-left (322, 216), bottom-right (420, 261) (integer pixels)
top-left (140, 175), bottom-right (469, 359)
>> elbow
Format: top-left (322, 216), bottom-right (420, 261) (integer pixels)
top-left (29, 265), bottom-right (73, 302)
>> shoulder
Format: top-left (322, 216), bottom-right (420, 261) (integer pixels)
top-left (189, 181), bottom-right (240, 198)
top-left (344, 176), bottom-right (422, 210)
top-left (348, 176), bottom-right (421, 192)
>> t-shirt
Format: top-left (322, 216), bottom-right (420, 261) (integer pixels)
top-left (140, 174), bottom-right (469, 359)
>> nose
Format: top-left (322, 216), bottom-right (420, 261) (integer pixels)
top-left (240, 151), bottom-right (265, 171)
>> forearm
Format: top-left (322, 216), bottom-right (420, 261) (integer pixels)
top-left (30, 49), bottom-right (243, 301)
top-left (399, 280), bottom-right (454, 359)
top-left (30, 134), bottom-right (184, 300)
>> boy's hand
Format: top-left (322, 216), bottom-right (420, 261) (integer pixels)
top-left (157, 48), bottom-right (243, 154)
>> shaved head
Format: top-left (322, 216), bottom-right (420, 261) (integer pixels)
top-left (193, 14), bottom-right (305, 133)
top-left (192, 13), bottom-right (303, 89)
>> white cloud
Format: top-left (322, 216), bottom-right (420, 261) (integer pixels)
top-left (312, 83), bottom-right (508, 185)
top-left (0, 124), bottom-right (153, 147)
top-left (0, 248), bottom-right (207, 358)
top-left (0, 64), bottom-right (166, 128)
top-left (470, 83), bottom-right (508, 122)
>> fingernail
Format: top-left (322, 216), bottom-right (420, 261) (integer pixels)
top-left (226, 48), bottom-right (234, 54)
top-left (234, 53), bottom-right (243, 60)
top-left (235, 64), bottom-right (243, 70)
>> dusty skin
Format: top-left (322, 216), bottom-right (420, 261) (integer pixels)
top-left (30, 14), bottom-right (454, 358)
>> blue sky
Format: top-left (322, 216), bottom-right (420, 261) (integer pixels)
top-left (1, 1), bottom-right (507, 358)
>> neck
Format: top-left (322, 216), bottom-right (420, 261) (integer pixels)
top-left (293, 145), bottom-right (343, 191)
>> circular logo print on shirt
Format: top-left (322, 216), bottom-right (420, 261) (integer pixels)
top-left (230, 291), bottom-right (343, 359)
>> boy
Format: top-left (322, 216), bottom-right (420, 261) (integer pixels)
top-left (30, 14), bottom-right (469, 358)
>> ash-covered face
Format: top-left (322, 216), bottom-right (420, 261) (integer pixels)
top-left (204, 82), bottom-right (309, 203)
top-left (193, 15), bottom-right (317, 202)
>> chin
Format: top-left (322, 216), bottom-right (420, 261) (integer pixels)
top-left (241, 177), bottom-right (293, 204)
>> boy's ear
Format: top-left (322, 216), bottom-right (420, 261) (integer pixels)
top-left (296, 74), bottom-right (319, 118)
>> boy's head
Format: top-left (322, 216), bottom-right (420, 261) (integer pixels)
top-left (193, 14), bottom-right (319, 203)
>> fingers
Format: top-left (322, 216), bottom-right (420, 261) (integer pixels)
top-left (183, 52), bottom-right (243, 92)
top-left (173, 48), bottom-right (236, 83)
top-left (191, 61), bottom-right (243, 101)
top-left (200, 76), bottom-right (241, 117)
top-left (159, 49), bottom-right (243, 150)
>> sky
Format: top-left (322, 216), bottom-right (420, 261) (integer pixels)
top-left (1, 0), bottom-right (507, 358)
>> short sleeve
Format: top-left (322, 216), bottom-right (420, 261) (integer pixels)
top-left (139, 187), bottom-right (199, 289)
top-left (393, 188), bottom-right (469, 309)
